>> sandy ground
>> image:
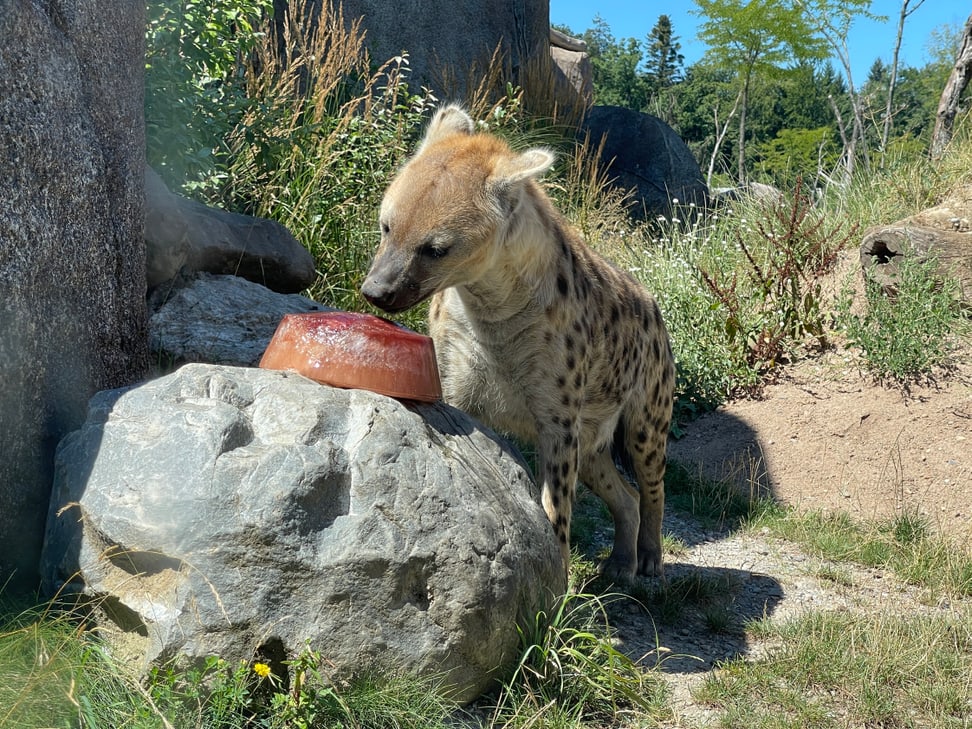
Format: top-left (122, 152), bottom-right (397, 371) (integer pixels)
top-left (668, 348), bottom-right (972, 544)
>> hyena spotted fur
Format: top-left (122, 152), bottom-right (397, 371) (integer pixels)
top-left (362, 104), bottom-right (674, 580)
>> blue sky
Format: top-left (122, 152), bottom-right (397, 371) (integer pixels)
top-left (549, 1), bottom-right (967, 83)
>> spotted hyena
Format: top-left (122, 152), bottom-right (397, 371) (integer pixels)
top-left (361, 104), bottom-right (675, 580)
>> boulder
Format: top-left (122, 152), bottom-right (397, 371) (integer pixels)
top-left (272, 0), bottom-right (549, 98)
top-left (581, 106), bottom-right (708, 220)
top-left (550, 44), bottom-right (593, 106)
top-left (145, 167), bottom-right (317, 294)
top-left (860, 183), bottom-right (972, 304)
top-left (144, 166), bottom-right (191, 287)
top-left (0, 0), bottom-right (147, 590)
top-left (148, 273), bottom-right (329, 367)
top-left (41, 364), bottom-right (561, 702)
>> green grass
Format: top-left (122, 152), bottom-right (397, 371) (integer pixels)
top-left (664, 460), bottom-right (766, 529)
top-left (486, 587), bottom-right (671, 728)
top-left (748, 507), bottom-right (972, 598)
top-left (696, 609), bottom-right (972, 728)
top-left (0, 599), bottom-right (152, 729)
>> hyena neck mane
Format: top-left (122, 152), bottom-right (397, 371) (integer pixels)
top-left (457, 179), bottom-right (569, 322)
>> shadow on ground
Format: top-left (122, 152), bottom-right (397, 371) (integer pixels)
top-left (576, 409), bottom-right (784, 676)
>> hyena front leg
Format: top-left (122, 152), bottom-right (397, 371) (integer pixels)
top-left (537, 420), bottom-right (580, 574)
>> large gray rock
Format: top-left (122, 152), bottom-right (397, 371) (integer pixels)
top-left (41, 364), bottom-right (561, 702)
top-left (274, 0), bottom-right (550, 98)
top-left (0, 0), bottom-right (147, 590)
top-left (550, 28), bottom-right (592, 106)
top-left (582, 106), bottom-right (708, 220)
top-left (145, 167), bottom-right (316, 293)
top-left (148, 273), bottom-right (329, 367)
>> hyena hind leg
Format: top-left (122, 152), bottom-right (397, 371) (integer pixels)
top-left (624, 405), bottom-right (669, 579)
top-left (579, 447), bottom-right (641, 581)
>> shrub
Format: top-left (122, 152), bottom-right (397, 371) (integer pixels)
top-left (839, 255), bottom-right (963, 382)
top-left (697, 180), bottom-right (856, 379)
top-left (145, 0), bottom-right (273, 193)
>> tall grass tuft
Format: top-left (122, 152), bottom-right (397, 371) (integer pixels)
top-left (0, 599), bottom-right (161, 729)
top-left (215, 1), bottom-right (437, 319)
top-left (487, 588), bottom-right (671, 727)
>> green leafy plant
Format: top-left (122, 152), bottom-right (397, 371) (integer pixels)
top-left (145, 0), bottom-right (273, 193)
top-left (839, 255), bottom-right (963, 382)
top-left (698, 180), bottom-right (856, 380)
top-left (621, 209), bottom-right (746, 425)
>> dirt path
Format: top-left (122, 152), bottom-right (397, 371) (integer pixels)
top-left (668, 351), bottom-right (972, 544)
top-left (611, 341), bottom-right (972, 726)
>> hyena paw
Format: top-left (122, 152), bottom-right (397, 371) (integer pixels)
top-left (597, 553), bottom-right (637, 584)
top-left (637, 549), bottom-right (665, 581)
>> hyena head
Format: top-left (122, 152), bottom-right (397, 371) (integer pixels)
top-left (361, 104), bottom-right (554, 313)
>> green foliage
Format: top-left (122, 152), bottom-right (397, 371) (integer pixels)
top-left (0, 601), bottom-right (455, 729)
top-left (643, 14), bottom-right (683, 94)
top-left (488, 589), bottom-right (670, 727)
top-left (150, 651), bottom-right (456, 728)
top-left (694, 0), bottom-right (826, 71)
top-left (620, 209), bottom-right (746, 422)
top-left (206, 3), bottom-right (441, 321)
top-left (839, 256), bottom-right (963, 382)
top-left (145, 0), bottom-right (273, 193)
top-left (697, 181), bottom-right (856, 378)
top-left (580, 16), bottom-right (650, 111)
top-left (753, 127), bottom-right (838, 189)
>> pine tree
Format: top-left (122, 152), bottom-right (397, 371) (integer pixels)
top-left (644, 15), bottom-right (684, 94)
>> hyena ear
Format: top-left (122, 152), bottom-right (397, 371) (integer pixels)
top-left (491, 147), bottom-right (556, 185)
top-left (488, 148), bottom-right (556, 215)
top-left (417, 104), bottom-right (475, 152)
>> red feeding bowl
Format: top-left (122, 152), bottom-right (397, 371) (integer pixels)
top-left (259, 312), bottom-right (442, 403)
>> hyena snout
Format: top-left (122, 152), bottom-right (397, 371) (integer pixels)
top-left (361, 254), bottom-right (424, 313)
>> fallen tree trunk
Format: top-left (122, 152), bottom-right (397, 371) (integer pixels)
top-left (860, 224), bottom-right (972, 304)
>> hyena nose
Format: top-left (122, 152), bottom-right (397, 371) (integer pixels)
top-left (360, 276), bottom-right (394, 310)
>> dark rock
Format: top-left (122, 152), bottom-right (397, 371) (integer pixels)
top-left (144, 168), bottom-right (317, 294)
top-left (581, 106), bottom-right (708, 220)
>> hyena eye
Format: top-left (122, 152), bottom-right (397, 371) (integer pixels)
top-left (380, 221), bottom-right (390, 236)
top-left (420, 241), bottom-right (449, 259)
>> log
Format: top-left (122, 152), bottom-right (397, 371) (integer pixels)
top-left (860, 224), bottom-right (972, 304)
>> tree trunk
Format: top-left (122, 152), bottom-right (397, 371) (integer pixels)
top-left (707, 88), bottom-right (743, 188)
top-left (860, 225), bottom-right (972, 304)
top-left (930, 11), bottom-right (972, 160)
top-left (881, 0), bottom-right (923, 159)
top-left (737, 72), bottom-right (750, 183)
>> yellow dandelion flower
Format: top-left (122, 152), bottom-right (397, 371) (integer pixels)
top-left (253, 662), bottom-right (272, 679)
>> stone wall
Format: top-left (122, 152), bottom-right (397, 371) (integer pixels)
top-left (0, 0), bottom-right (148, 590)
